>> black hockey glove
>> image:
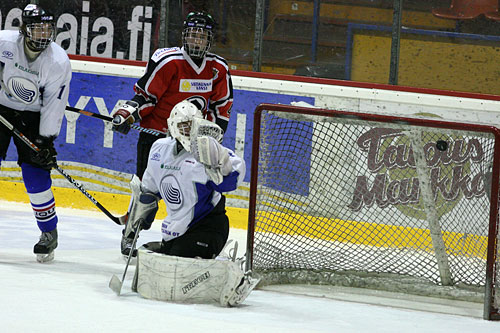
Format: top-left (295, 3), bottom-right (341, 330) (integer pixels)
top-left (111, 100), bottom-right (140, 134)
top-left (31, 136), bottom-right (57, 170)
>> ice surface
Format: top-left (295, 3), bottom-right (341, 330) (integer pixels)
top-left (0, 200), bottom-right (499, 332)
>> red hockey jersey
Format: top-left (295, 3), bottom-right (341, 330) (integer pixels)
top-left (132, 47), bottom-right (233, 132)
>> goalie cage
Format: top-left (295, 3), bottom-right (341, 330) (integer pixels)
top-left (245, 103), bottom-right (500, 320)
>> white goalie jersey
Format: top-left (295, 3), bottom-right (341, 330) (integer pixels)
top-left (0, 30), bottom-right (71, 137)
top-left (141, 136), bottom-right (245, 242)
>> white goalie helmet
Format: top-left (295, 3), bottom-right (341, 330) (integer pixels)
top-left (168, 100), bottom-right (203, 152)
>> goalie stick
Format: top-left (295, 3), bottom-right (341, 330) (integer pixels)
top-left (0, 114), bottom-right (121, 225)
top-left (65, 106), bottom-right (167, 137)
top-left (109, 219), bottom-right (142, 295)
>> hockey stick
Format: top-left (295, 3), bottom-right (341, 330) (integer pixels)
top-left (0, 114), bottom-right (122, 225)
top-left (65, 106), bottom-right (166, 137)
top-left (109, 220), bottom-right (142, 295)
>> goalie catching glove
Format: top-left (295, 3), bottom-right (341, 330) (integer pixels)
top-left (192, 135), bottom-right (232, 185)
top-left (111, 100), bottom-right (141, 134)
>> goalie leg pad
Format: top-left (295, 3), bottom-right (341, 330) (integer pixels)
top-left (136, 246), bottom-right (255, 306)
top-left (124, 192), bottom-right (159, 237)
top-left (122, 174), bottom-right (142, 227)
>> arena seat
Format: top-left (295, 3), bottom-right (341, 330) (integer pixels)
top-left (485, 9), bottom-right (500, 20)
top-left (432, 0), bottom-right (498, 20)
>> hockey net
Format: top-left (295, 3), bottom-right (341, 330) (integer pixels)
top-left (245, 103), bottom-right (500, 320)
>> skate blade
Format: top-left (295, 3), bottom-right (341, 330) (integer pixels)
top-left (36, 251), bottom-right (55, 263)
top-left (109, 274), bottom-right (123, 295)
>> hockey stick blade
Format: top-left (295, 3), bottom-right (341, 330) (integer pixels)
top-left (108, 274), bottom-right (123, 295)
top-left (65, 106), bottom-right (167, 137)
top-left (109, 221), bottom-right (142, 295)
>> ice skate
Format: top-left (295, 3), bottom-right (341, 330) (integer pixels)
top-left (227, 271), bottom-right (261, 307)
top-left (34, 229), bottom-right (58, 263)
top-left (121, 229), bottom-right (137, 257)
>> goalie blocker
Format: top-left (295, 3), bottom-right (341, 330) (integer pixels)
top-left (132, 244), bottom-right (260, 306)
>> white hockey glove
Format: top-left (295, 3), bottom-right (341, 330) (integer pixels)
top-left (192, 136), bottom-right (232, 185)
top-left (112, 100), bottom-right (140, 134)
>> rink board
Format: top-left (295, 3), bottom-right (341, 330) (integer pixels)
top-left (2, 71), bottom-right (314, 211)
top-left (0, 180), bottom-right (248, 230)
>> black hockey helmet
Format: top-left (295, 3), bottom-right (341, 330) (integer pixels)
top-left (182, 12), bottom-right (216, 59)
top-left (21, 4), bottom-right (55, 52)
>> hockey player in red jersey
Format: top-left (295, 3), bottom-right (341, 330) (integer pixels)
top-left (111, 11), bottom-right (233, 256)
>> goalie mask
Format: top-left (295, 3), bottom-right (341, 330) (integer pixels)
top-left (21, 4), bottom-right (56, 52)
top-left (182, 12), bottom-right (215, 59)
top-left (168, 100), bottom-right (203, 152)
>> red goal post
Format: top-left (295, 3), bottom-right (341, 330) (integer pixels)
top-left (246, 103), bottom-right (500, 320)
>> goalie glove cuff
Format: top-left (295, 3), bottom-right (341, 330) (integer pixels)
top-left (219, 151), bottom-right (232, 176)
top-left (204, 155), bottom-right (231, 185)
top-left (205, 166), bottom-right (224, 185)
top-left (193, 136), bottom-right (230, 168)
top-left (192, 135), bottom-right (233, 184)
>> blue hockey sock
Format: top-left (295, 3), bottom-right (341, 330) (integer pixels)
top-left (21, 163), bottom-right (58, 232)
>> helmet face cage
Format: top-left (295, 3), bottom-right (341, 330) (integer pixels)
top-left (23, 22), bottom-right (55, 51)
top-left (167, 100), bottom-right (203, 152)
top-left (182, 27), bottom-right (213, 59)
top-left (21, 4), bottom-right (55, 52)
top-left (182, 12), bottom-right (215, 59)
top-left (177, 121), bottom-right (192, 137)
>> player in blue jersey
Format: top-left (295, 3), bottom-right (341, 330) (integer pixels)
top-left (0, 4), bottom-right (72, 262)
